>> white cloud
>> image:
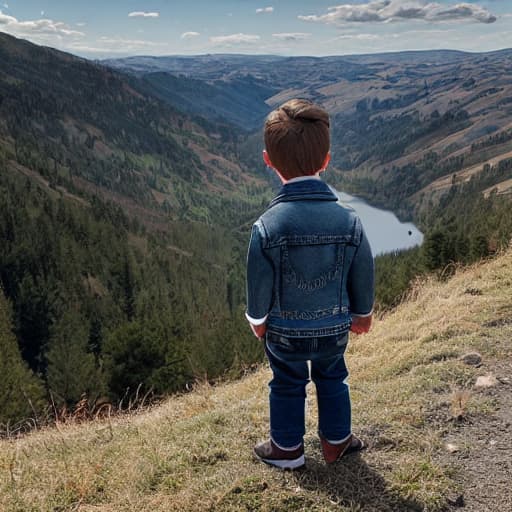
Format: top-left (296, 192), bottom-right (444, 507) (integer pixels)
top-left (2, 4), bottom-right (8, 9)
top-left (256, 6), bottom-right (274, 14)
top-left (0, 11), bottom-right (85, 38)
top-left (68, 36), bottom-right (167, 55)
top-left (40, 10), bottom-right (44, 16)
top-left (128, 11), bottom-right (159, 18)
top-left (181, 31), bottom-right (200, 39)
top-left (299, 0), bottom-right (497, 25)
top-left (332, 33), bottom-right (381, 40)
top-left (98, 36), bottom-right (164, 46)
top-left (272, 32), bottom-right (311, 41)
top-left (210, 33), bottom-right (261, 45)
top-left (76, 22), bottom-right (86, 27)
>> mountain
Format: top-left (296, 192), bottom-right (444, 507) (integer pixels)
top-left (140, 72), bottom-right (275, 131)
top-left (2, 246), bottom-right (511, 511)
top-left (0, 32), bottom-right (269, 226)
top-left (0, 32), bottom-right (271, 419)
top-left (107, 50), bottom-right (512, 217)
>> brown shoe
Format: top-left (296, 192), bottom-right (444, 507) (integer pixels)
top-left (253, 439), bottom-right (305, 469)
top-left (320, 433), bottom-right (365, 464)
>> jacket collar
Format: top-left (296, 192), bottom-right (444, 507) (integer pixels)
top-left (268, 178), bottom-right (338, 208)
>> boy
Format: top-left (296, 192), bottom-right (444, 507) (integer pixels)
top-left (246, 99), bottom-right (374, 469)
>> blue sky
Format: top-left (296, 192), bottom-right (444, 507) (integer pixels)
top-left (1, 1), bottom-right (511, 58)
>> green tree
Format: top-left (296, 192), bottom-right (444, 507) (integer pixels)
top-left (0, 289), bottom-right (45, 427)
top-left (46, 309), bottom-right (106, 407)
top-left (422, 230), bottom-right (449, 271)
top-left (103, 318), bottom-right (188, 400)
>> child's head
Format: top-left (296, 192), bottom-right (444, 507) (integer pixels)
top-left (264, 99), bottom-right (330, 181)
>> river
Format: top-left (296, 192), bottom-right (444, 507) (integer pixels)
top-left (334, 189), bottom-right (424, 257)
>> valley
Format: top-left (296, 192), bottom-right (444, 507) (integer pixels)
top-left (1, 31), bottom-right (512, 430)
top-left (107, 50), bottom-right (512, 214)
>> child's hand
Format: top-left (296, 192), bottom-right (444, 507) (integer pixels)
top-left (250, 322), bottom-right (267, 340)
top-left (350, 314), bottom-right (372, 335)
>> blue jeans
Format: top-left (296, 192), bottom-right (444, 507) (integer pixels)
top-left (264, 331), bottom-right (351, 448)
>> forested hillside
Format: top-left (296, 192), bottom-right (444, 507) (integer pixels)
top-left (0, 33), bottom-right (270, 428)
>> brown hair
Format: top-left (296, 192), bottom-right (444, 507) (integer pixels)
top-left (264, 99), bottom-right (330, 180)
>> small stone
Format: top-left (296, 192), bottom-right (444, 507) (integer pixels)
top-left (489, 439), bottom-right (497, 446)
top-left (445, 442), bottom-right (460, 453)
top-left (475, 374), bottom-right (499, 388)
top-left (459, 352), bottom-right (482, 366)
top-left (447, 494), bottom-right (465, 507)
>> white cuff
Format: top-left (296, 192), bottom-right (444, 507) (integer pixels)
top-left (351, 309), bottom-right (373, 318)
top-left (245, 312), bottom-right (268, 325)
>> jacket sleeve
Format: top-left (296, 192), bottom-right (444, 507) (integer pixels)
top-left (347, 222), bottom-right (375, 316)
top-left (246, 221), bottom-right (274, 323)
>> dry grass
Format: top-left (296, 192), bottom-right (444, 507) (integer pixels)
top-left (483, 177), bottom-right (512, 198)
top-left (1, 249), bottom-right (512, 511)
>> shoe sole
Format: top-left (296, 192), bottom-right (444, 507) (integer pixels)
top-left (253, 451), bottom-right (305, 470)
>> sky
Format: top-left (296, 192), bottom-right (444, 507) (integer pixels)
top-left (0, 1), bottom-right (511, 59)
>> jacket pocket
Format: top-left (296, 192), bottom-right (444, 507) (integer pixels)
top-left (282, 243), bottom-right (343, 293)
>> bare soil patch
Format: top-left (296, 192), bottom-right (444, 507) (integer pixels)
top-left (440, 359), bottom-right (512, 511)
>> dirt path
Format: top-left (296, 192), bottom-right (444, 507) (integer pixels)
top-left (442, 359), bottom-right (512, 511)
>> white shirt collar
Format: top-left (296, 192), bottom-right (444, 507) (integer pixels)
top-left (284, 175), bottom-right (321, 184)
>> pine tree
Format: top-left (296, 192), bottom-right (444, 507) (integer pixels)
top-left (103, 317), bottom-right (188, 400)
top-left (422, 230), bottom-right (449, 271)
top-left (46, 309), bottom-right (106, 407)
top-left (0, 289), bottom-right (45, 427)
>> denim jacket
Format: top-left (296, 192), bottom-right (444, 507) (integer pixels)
top-left (246, 178), bottom-right (374, 338)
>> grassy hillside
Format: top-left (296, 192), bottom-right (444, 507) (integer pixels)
top-left (2, 247), bottom-right (511, 511)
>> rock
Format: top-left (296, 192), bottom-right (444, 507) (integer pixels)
top-left (459, 352), bottom-right (482, 366)
top-left (447, 494), bottom-right (465, 507)
top-left (445, 442), bottom-right (460, 453)
top-left (475, 374), bottom-right (499, 388)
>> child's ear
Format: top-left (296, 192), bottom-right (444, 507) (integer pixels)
top-left (263, 150), bottom-right (273, 169)
top-left (321, 152), bottom-right (331, 171)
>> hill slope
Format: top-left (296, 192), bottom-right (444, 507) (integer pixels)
top-left (2, 248), bottom-right (511, 511)
top-left (0, 32), bottom-right (271, 418)
top-left (0, 32), bottom-right (269, 226)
